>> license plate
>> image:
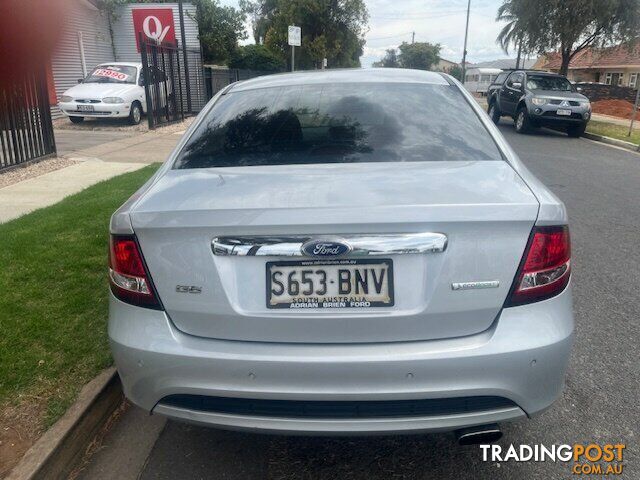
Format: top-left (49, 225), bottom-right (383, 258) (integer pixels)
top-left (77, 105), bottom-right (94, 112)
top-left (556, 109), bottom-right (572, 116)
top-left (266, 259), bottom-right (394, 309)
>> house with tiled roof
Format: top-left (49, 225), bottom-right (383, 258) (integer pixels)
top-left (533, 44), bottom-right (640, 88)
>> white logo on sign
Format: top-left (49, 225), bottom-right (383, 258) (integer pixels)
top-left (143, 15), bottom-right (171, 43)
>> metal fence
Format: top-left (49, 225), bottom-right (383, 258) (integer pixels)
top-left (208, 68), bottom-right (274, 96)
top-left (0, 68), bottom-right (56, 171)
top-left (139, 35), bottom-right (208, 129)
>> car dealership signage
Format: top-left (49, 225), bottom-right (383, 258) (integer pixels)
top-left (132, 7), bottom-right (177, 51)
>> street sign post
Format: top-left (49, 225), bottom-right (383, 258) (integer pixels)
top-left (288, 25), bottom-right (301, 71)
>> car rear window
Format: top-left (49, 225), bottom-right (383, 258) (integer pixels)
top-left (174, 83), bottom-right (502, 169)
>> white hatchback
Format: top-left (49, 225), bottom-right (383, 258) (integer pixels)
top-left (58, 62), bottom-right (146, 125)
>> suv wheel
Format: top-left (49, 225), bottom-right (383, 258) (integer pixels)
top-left (567, 124), bottom-right (586, 138)
top-left (515, 107), bottom-right (530, 134)
top-left (488, 102), bottom-right (501, 124)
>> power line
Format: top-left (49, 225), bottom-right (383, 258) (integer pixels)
top-left (370, 11), bottom-right (468, 20)
top-left (366, 31), bottom-right (414, 41)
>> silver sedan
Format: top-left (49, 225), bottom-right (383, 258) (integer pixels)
top-left (108, 68), bottom-right (573, 443)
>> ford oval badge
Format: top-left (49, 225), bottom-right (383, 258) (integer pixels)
top-left (301, 239), bottom-right (352, 257)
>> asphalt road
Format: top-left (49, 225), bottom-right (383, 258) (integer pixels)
top-left (79, 121), bottom-right (640, 480)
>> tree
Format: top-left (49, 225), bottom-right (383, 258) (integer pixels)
top-left (190, 0), bottom-right (247, 64)
top-left (372, 48), bottom-right (399, 67)
top-left (496, 0), bottom-right (532, 68)
top-left (372, 42), bottom-right (441, 71)
top-left (447, 64), bottom-right (463, 81)
top-left (228, 44), bottom-right (286, 71)
top-left (240, 0), bottom-right (369, 69)
top-left (496, 0), bottom-right (640, 76)
top-left (397, 42), bottom-right (440, 70)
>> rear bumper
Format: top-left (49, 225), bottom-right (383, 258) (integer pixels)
top-left (109, 283), bottom-right (574, 434)
top-left (153, 402), bottom-right (525, 435)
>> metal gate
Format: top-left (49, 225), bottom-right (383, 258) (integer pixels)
top-left (0, 67), bottom-right (56, 171)
top-left (209, 68), bottom-right (273, 96)
top-left (139, 35), bottom-right (207, 130)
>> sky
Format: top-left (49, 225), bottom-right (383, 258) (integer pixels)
top-left (220, 0), bottom-right (525, 67)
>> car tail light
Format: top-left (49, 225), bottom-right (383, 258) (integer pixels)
top-left (109, 235), bottom-right (162, 309)
top-left (506, 226), bottom-right (571, 306)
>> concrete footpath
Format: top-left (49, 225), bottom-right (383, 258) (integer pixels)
top-left (0, 125), bottom-right (186, 223)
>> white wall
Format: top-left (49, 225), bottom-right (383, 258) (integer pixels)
top-left (50, 0), bottom-right (116, 118)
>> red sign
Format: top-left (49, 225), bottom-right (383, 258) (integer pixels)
top-left (132, 8), bottom-right (176, 52)
top-left (93, 68), bottom-right (131, 81)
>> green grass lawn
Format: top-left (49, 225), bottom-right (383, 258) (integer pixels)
top-left (587, 120), bottom-right (640, 145)
top-left (0, 164), bottom-right (158, 426)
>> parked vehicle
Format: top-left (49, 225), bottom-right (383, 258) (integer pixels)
top-left (488, 70), bottom-right (591, 137)
top-left (58, 62), bottom-right (147, 125)
top-left (108, 69), bottom-right (574, 441)
top-left (485, 71), bottom-right (510, 105)
top-left (463, 67), bottom-right (503, 95)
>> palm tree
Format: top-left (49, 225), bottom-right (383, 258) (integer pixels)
top-left (496, 0), bottom-right (531, 68)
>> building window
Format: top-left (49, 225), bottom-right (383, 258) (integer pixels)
top-left (605, 72), bottom-right (624, 86)
top-left (630, 73), bottom-right (638, 89)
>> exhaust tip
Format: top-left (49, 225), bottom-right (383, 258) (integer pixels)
top-left (456, 423), bottom-right (502, 446)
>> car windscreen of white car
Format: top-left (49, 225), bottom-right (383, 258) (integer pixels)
top-left (174, 82), bottom-right (503, 169)
top-left (84, 65), bottom-right (137, 84)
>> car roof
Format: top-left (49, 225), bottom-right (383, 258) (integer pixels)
top-left (228, 68), bottom-right (450, 92)
top-left (97, 62), bottom-right (142, 68)
top-left (521, 70), bottom-right (565, 77)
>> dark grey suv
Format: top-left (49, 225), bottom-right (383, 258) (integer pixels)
top-left (488, 71), bottom-right (591, 137)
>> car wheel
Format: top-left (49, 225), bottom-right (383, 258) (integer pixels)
top-left (515, 107), bottom-right (530, 134)
top-left (69, 116), bottom-right (84, 124)
top-left (567, 124), bottom-right (586, 138)
top-left (128, 102), bottom-right (142, 125)
top-left (488, 102), bottom-right (501, 124)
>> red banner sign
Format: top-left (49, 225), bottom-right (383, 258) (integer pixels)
top-left (132, 8), bottom-right (176, 52)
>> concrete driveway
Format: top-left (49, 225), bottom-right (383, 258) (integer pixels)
top-left (77, 122), bottom-right (640, 480)
top-left (54, 129), bottom-right (136, 157)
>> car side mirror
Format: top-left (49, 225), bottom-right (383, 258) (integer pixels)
top-left (138, 78), bottom-right (145, 86)
top-left (512, 82), bottom-right (522, 89)
top-left (77, 79), bottom-right (83, 84)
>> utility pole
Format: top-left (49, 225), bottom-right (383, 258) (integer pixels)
top-left (178, 0), bottom-right (191, 113)
top-left (412, 31), bottom-right (415, 44)
top-left (461, 0), bottom-right (471, 85)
